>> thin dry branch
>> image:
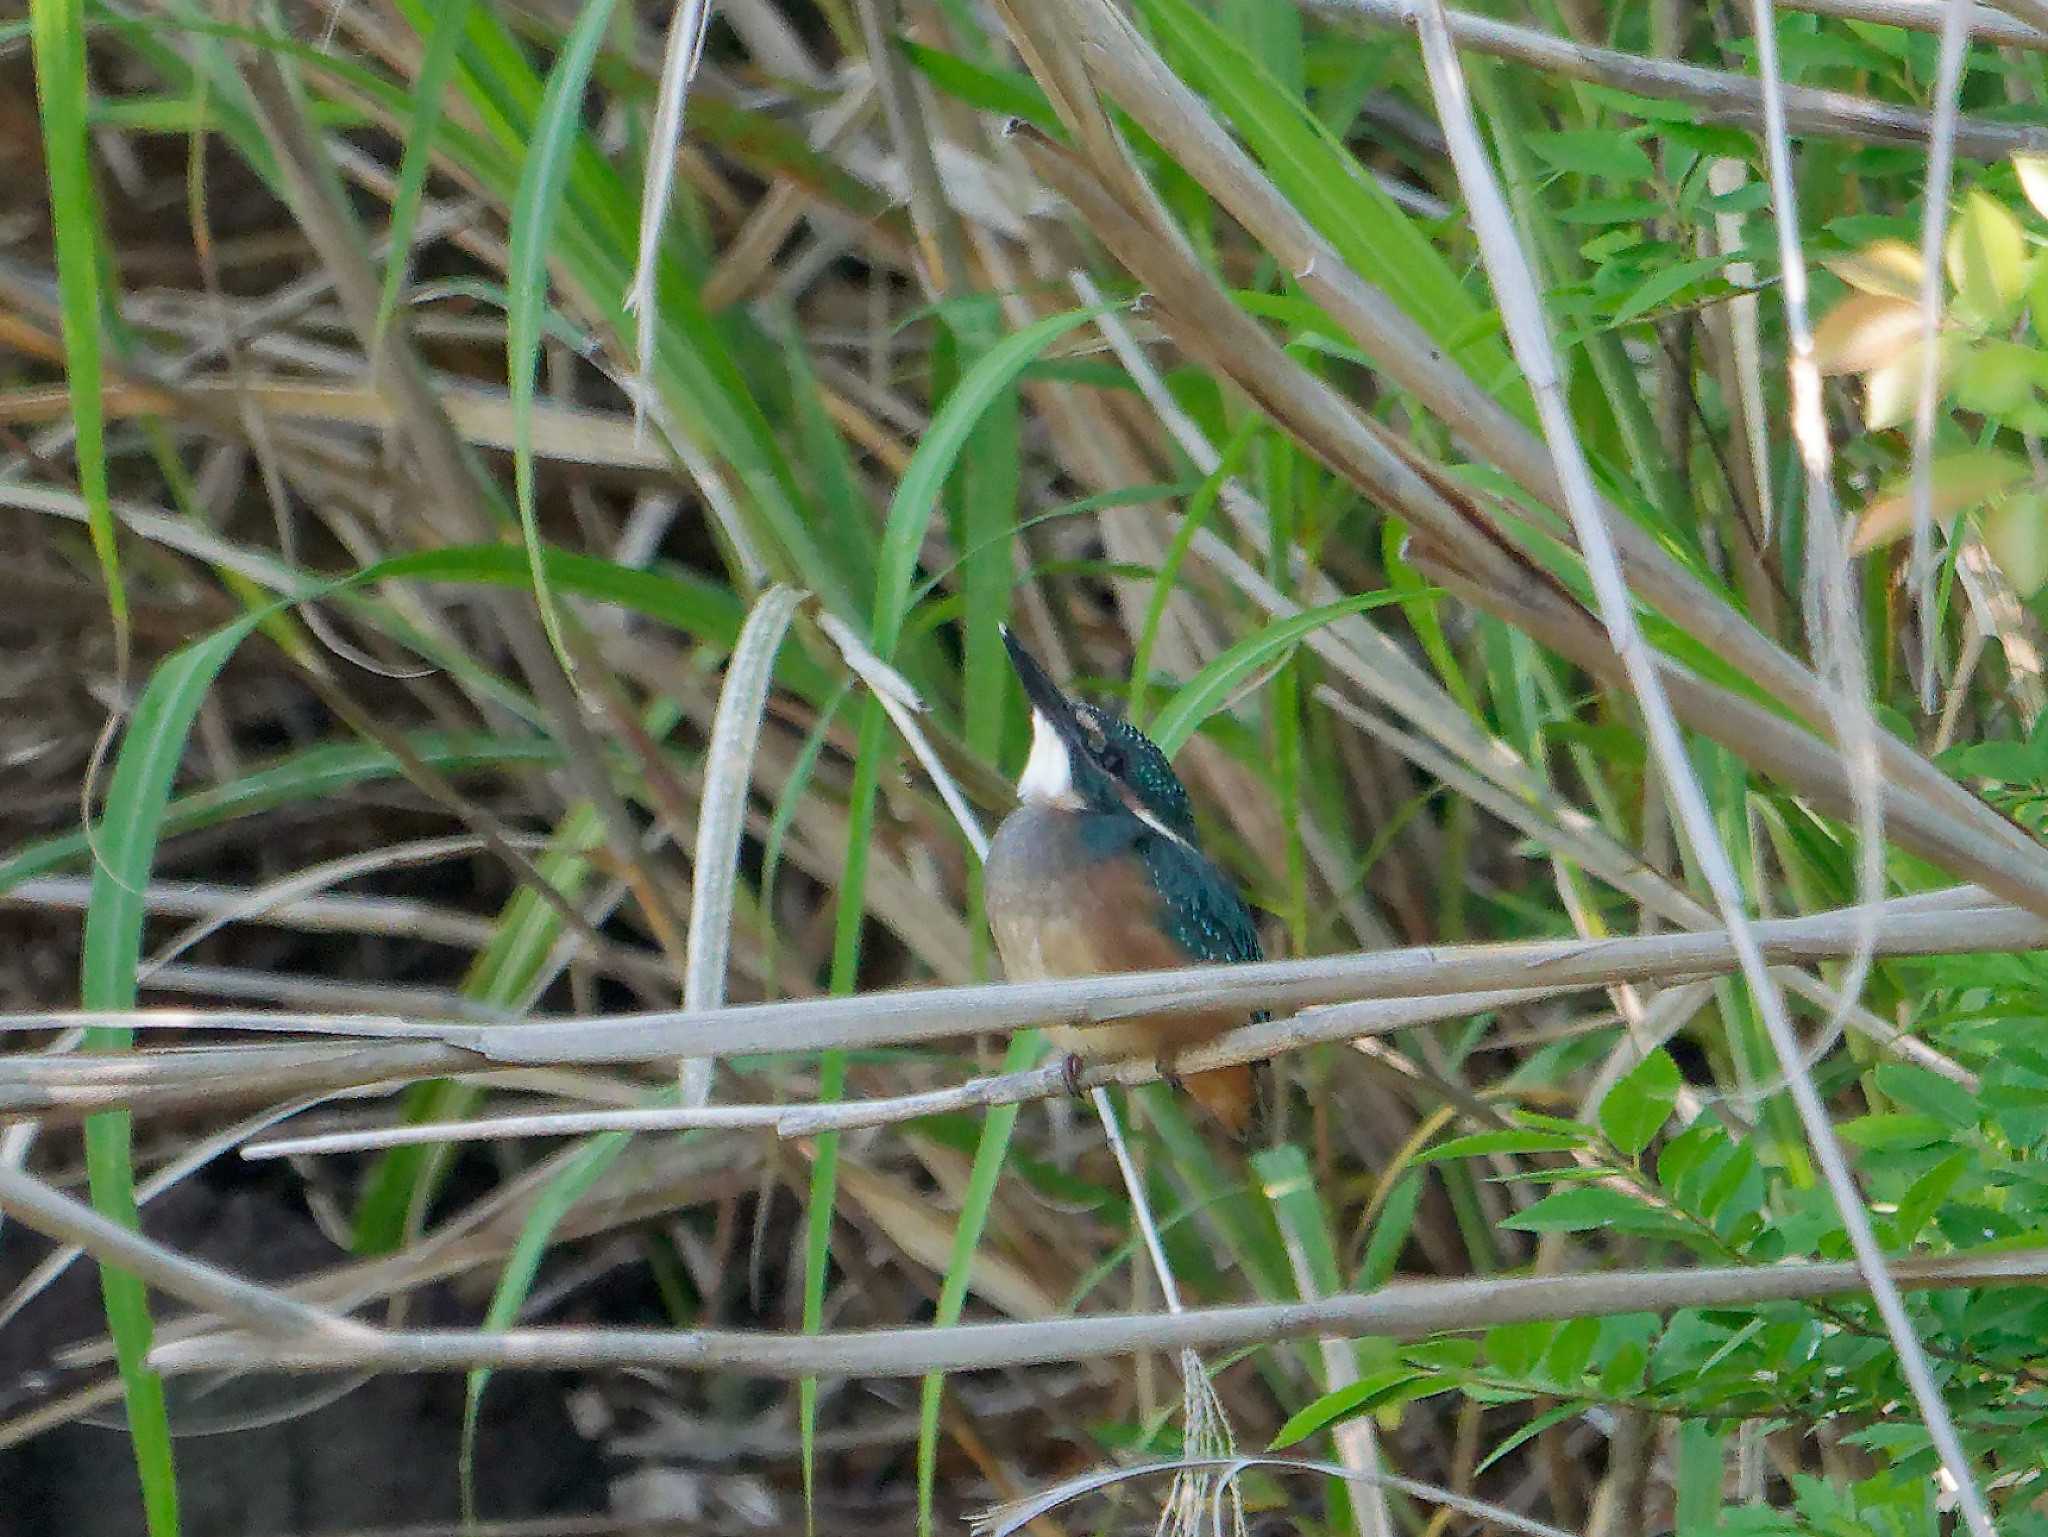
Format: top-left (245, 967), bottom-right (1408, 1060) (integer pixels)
top-left (1306, 0), bottom-right (2048, 156)
top-left (0, 894), bottom-right (2029, 1119)
top-left (240, 986), bottom-right (1566, 1156)
top-left (1792, 0), bottom-right (2042, 47)
top-left (142, 1248), bottom-right (2048, 1380)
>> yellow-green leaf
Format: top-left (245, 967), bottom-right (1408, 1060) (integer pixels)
top-left (1824, 239), bottom-right (1924, 301)
top-left (2015, 154), bottom-right (2048, 225)
top-left (1851, 448), bottom-right (2029, 554)
top-left (1812, 291), bottom-right (1921, 376)
top-left (1983, 488), bottom-right (2048, 596)
top-left (1862, 338), bottom-right (1957, 432)
top-left (1946, 190), bottom-right (2027, 321)
top-left (1953, 340), bottom-right (2042, 416)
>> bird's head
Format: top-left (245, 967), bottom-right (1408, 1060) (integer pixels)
top-left (1002, 627), bottom-right (1197, 844)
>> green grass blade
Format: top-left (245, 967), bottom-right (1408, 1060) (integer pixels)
top-left (800, 695), bottom-right (891, 1526)
top-left (372, 0), bottom-right (472, 339)
top-left (32, 0), bottom-right (125, 653)
top-left (457, 1113), bottom-right (671, 1522)
top-left (505, 0), bottom-right (623, 677)
top-left (349, 804), bottom-right (608, 1257)
top-left (79, 613), bottom-right (263, 1537)
top-left (1131, 414), bottom-right (1259, 723)
top-left (914, 1033), bottom-right (1041, 1537)
top-left (873, 305), bottom-right (1107, 655)
top-left (944, 305), bottom-right (1020, 975)
top-left (1147, 591), bottom-right (1413, 757)
top-left (899, 38), bottom-right (1058, 131)
top-left (0, 735), bottom-right (559, 894)
top-left (1130, 0), bottom-right (1520, 410)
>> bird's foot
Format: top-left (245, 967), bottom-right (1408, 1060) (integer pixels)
top-left (1061, 1051), bottom-right (1087, 1098)
top-left (1154, 1052), bottom-right (1186, 1095)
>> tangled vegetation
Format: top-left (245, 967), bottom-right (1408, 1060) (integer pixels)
top-left (9, 2), bottom-right (2048, 1535)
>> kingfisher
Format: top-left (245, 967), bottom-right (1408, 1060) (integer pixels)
top-left (985, 628), bottom-right (1265, 1134)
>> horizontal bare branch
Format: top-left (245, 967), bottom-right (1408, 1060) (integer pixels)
top-left (0, 1038), bottom-right (480, 1120)
top-left (1309, 0), bottom-right (2048, 157)
top-left (240, 986), bottom-right (1567, 1156)
top-left (0, 893), bottom-right (2029, 1121)
top-left (1792, 0), bottom-right (2044, 49)
top-left (146, 1248), bottom-right (2048, 1380)
top-left (242, 895), bottom-right (2048, 1061)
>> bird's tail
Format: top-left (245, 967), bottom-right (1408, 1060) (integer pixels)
top-left (1183, 1064), bottom-right (1255, 1137)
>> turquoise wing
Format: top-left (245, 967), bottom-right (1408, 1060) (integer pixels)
top-left (1140, 832), bottom-right (1263, 968)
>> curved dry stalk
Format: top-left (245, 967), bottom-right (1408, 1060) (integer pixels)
top-left (1411, 4), bottom-right (1991, 1529)
top-left (817, 611), bottom-right (991, 861)
top-left (627, 0), bottom-right (714, 430)
top-left (140, 1247), bottom-right (2048, 1380)
top-left (681, 584), bottom-right (806, 1102)
top-left (977, 1455), bottom-right (1577, 1537)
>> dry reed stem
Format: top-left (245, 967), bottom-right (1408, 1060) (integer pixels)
top-left (138, 1248), bottom-right (2048, 1380)
top-left (1307, 0), bottom-right (2046, 154)
top-left (0, 893), bottom-right (2025, 1121)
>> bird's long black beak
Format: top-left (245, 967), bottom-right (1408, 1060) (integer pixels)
top-left (1001, 626), bottom-right (1085, 738)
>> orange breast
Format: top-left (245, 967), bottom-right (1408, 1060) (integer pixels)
top-left (985, 805), bottom-right (1254, 1134)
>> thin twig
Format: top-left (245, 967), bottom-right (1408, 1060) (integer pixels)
top-left (1, 892), bottom-right (2032, 1080)
top-left (1308, 0), bottom-right (2047, 155)
top-left (142, 1248), bottom-right (2048, 1379)
top-left (0, 1161), bottom-right (365, 1342)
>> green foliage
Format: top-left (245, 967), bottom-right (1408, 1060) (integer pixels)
top-left (1601, 1049), bottom-right (1683, 1157)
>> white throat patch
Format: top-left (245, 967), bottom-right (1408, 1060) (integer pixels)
top-left (1016, 709), bottom-right (1079, 806)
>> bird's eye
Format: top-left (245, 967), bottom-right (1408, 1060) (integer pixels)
top-left (1099, 745), bottom-right (1126, 777)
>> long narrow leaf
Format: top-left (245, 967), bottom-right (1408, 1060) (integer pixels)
top-left (371, 0), bottom-right (473, 340)
top-left (1148, 591), bottom-right (1412, 758)
top-left (873, 305), bottom-right (1108, 655)
top-left (31, 0), bottom-right (125, 654)
top-left (79, 613), bottom-right (263, 1536)
top-left (505, 0), bottom-right (624, 675)
top-left (914, 1034), bottom-right (1041, 1537)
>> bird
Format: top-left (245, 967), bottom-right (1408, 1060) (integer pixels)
top-left (984, 627), bottom-right (1265, 1134)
